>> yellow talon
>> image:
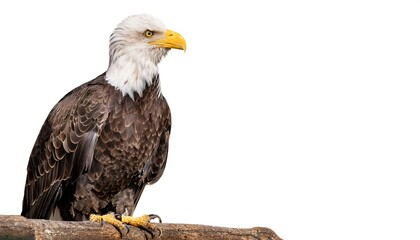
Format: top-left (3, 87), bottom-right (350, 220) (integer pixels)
top-left (121, 214), bottom-right (154, 228)
top-left (89, 213), bottom-right (125, 232)
top-left (90, 213), bottom-right (161, 236)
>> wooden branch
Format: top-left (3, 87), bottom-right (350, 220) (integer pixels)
top-left (0, 215), bottom-right (281, 240)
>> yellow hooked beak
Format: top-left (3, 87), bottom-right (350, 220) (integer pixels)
top-left (148, 29), bottom-right (187, 52)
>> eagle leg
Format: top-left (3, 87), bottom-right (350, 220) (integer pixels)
top-left (90, 213), bottom-right (128, 238)
top-left (90, 213), bottom-right (161, 238)
top-left (120, 214), bottom-right (162, 237)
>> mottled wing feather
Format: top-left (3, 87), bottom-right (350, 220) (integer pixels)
top-left (22, 76), bottom-right (109, 219)
top-left (130, 97), bottom-right (171, 212)
top-left (147, 119), bottom-right (171, 184)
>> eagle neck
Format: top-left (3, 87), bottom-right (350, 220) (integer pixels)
top-left (105, 48), bottom-right (161, 100)
top-left (128, 75), bottom-right (162, 102)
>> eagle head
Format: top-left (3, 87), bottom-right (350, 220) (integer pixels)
top-left (105, 14), bottom-right (186, 98)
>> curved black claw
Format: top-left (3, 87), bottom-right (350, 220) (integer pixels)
top-left (136, 214), bottom-right (162, 239)
top-left (112, 214), bottom-right (130, 237)
top-left (117, 225), bottom-right (130, 239)
top-left (148, 214), bottom-right (162, 223)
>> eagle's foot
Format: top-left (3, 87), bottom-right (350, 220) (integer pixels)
top-left (119, 214), bottom-right (162, 237)
top-left (90, 213), bottom-right (128, 237)
top-left (120, 214), bottom-right (161, 228)
top-left (90, 213), bottom-right (161, 238)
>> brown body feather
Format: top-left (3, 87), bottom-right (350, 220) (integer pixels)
top-left (21, 73), bottom-right (171, 220)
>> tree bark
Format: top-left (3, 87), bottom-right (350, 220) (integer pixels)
top-left (0, 215), bottom-right (281, 240)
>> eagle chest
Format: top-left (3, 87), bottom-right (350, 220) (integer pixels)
top-left (94, 98), bottom-right (164, 188)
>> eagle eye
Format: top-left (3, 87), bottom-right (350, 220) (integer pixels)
top-left (145, 30), bottom-right (154, 37)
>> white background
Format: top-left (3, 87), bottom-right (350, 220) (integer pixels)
top-left (0, 1), bottom-right (420, 240)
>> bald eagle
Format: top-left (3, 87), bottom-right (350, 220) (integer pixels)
top-left (21, 14), bottom-right (186, 221)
